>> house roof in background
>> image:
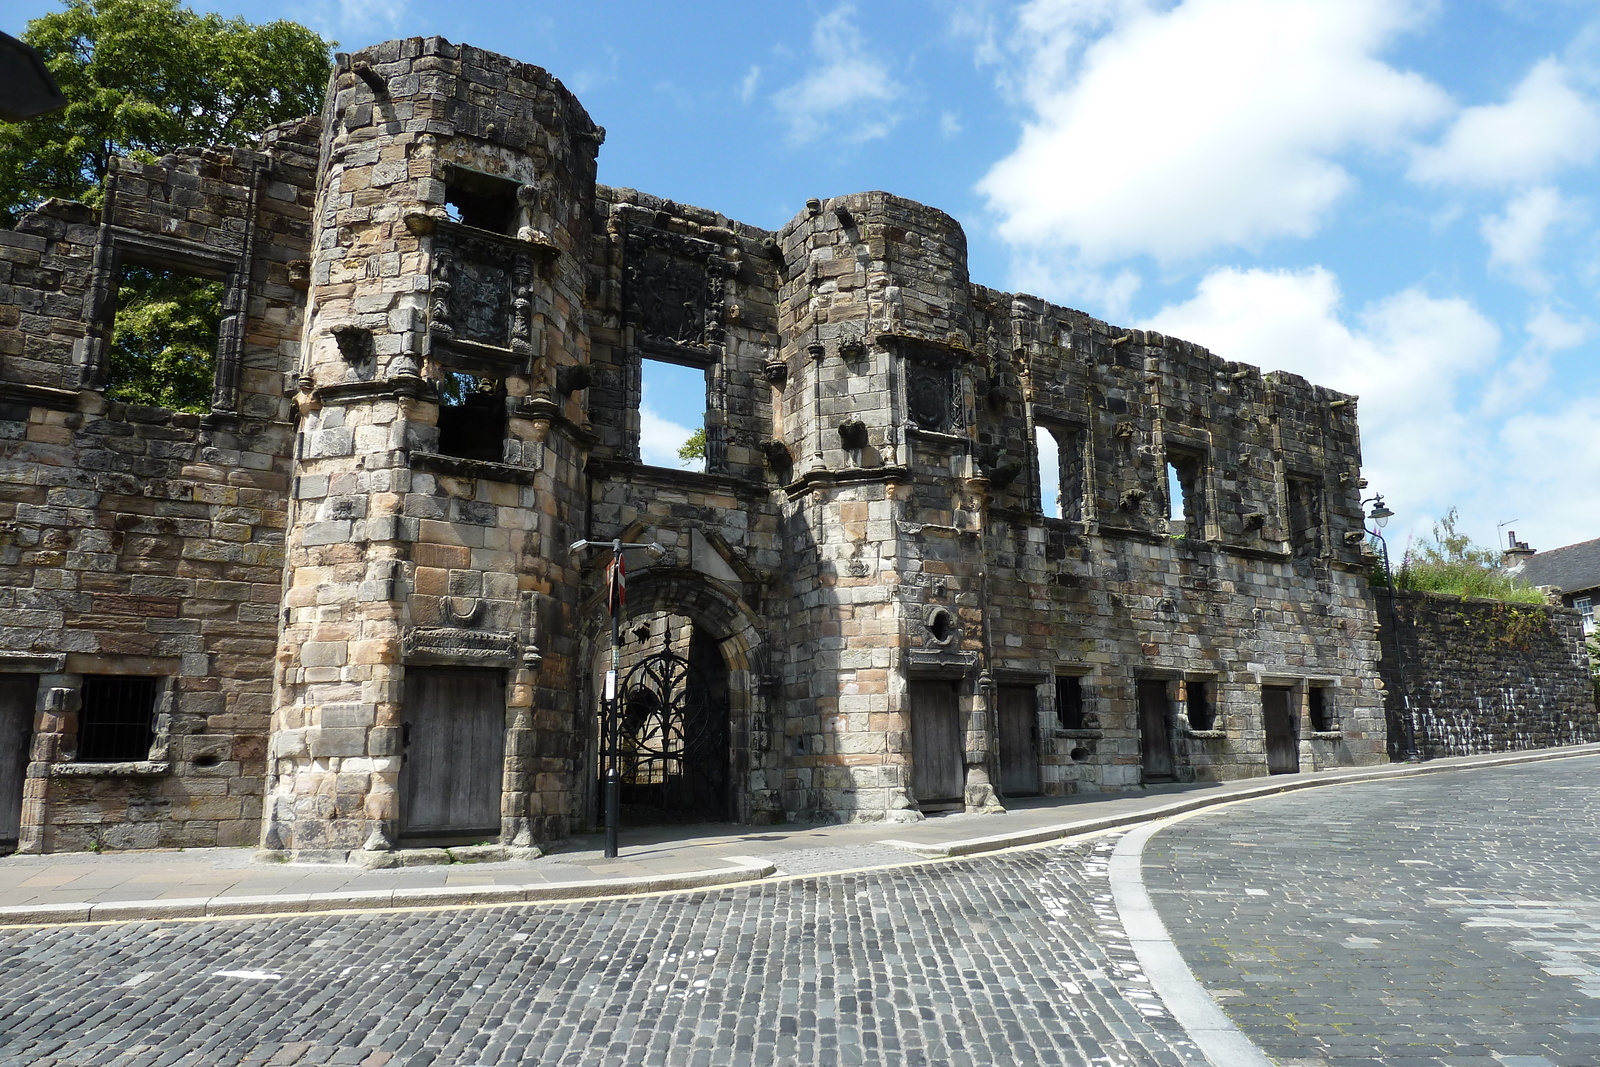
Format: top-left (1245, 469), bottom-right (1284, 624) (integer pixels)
top-left (1510, 537), bottom-right (1600, 595)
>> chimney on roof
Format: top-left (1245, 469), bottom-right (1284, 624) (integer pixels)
top-left (1501, 530), bottom-right (1535, 568)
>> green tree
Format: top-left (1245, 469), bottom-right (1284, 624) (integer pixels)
top-left (0, 0), bottom-right (333, 226)
top-left (104, 264), bottom-right (222, 410)
top-left (677, 426), bottom-right (706, 463)
top-left (1393, 507), bottom-right (1547, 604)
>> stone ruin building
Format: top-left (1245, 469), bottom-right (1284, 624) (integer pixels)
top-left (0, 36), bottom-right (1397, 859)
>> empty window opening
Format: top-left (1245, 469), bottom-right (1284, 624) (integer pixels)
top-left (443, 168), bottom-right (519, 234)
top-left (1055, 675), bottom-right (1085, 730)
top-left (436, 372), bottom-right (507, 462)
top-left (106, 263), bottom-right (222, 413)
top-left (1166, 452), bottom-right (1202, 534)
top-left (1035, 424), bottom-right (1084, 521)
top-left (1288, 476), bottom-right (1323, 556)
top-left (640, 357), bottom-right (708, 472)
top-left (1036, 426), bottom-right (1062, 517)
top-left (77, 676), bottom-right (158, 762)
top-left (1308, 686), bottom-right (1335, 732)
top-left (1186, 680), bottom-right (1216, 730)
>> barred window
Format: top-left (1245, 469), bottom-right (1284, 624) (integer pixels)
top-left (77, 676), bottom-right (158, 762)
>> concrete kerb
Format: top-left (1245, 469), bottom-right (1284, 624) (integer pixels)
top-left (880, 742), bottom-right (1600, 860)
top-left (0, 856), bottom-right (778, 928)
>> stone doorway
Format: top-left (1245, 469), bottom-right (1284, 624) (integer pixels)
top-left (398, 667), bottom-right (507, 843)
top-left (0, 675), bottom-right (35, 854)
top-left (608, 613), bottom-right (732, 824)
top-left (996, 684), bottom-right (1042, 797)
top-left (909, 680), bottom-right (964, 810)
top-left (1263, 685), bottom-right (1300, 774)
top-left (1137, 679), bottom-right (1176, 782)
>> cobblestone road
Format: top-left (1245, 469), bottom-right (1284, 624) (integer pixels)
top-left (0, 839), bottom-right (1203, 1067)
top-left (1146, 757), bottom-right (1600, 1067)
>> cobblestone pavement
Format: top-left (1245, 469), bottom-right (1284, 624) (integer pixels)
top-left (0, 840), bottom-right (1206, 1067)
top-left (1145, 757), bottom-right (1600, 1067)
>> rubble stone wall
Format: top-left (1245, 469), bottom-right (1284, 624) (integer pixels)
top-left (1376, 590), bottom-right (1599, 757)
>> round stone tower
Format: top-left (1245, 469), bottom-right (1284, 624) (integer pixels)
top-left (265, 38), bottom-right (602, 856)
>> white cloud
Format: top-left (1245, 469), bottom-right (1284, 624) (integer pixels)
top-left (977, 0), bottom-right (1449, 263)
top-left (1479, 186), bottom-right (1580, 287)
top-left (1409, 58), bottom-right (1600, 188)
top-left (774, 4), bottom-right (904, 145)
top-left (1526, 306), bottom-right (1592, 354)
top-left (740, 66), bottom-right (763, 104)
top-left (1142, 266), bottom-right (1499, 536)
top-left (1493, 399), bottom-right (1600, 550)
top-left (939, 111), bottom-right (963, 138)
top-left (639, 404), bottom-right (701, 471)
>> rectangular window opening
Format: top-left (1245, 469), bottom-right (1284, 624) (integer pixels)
top-left (443, 167), bottom-right (519, 235)
top-left (1055, 675), bottom-right (1085, 730)
top-left (640, 357), bottom-right (708, 472)
top-left (1186, 679), bottom-right (1216, 730)
top-left (1308, 686), bottom-right (1335, 732)
top-left (436, 372), bottom-right (507, 462)
top-left (77, 676), bottom-right (158, 763)
top-left (1166, 451), bottom-right (1202, 534)
top-left (106, 262), bottom-right (222, 414)
top-left (1035, 424), bottom-right (1083, 521)
top-left (1575, 595), bottom-right (1594, 633)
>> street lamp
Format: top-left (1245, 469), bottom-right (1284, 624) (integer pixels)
top-left (1362, 495), bottom-right (1420, 762)
top-left (569, 537), bottom-right (666, 858)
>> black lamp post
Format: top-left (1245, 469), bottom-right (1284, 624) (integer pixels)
top-left (570, 537), bottom-right (665, 858)
top-left (1363, 495), bottom-right (1420, 761)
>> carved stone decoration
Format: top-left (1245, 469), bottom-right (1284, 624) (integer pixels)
top-left (402, 626), bottom-right (517, 667)
top-left (763, 439), bottom-right (793, 476)
top-left (427, 221), bottom-right (543, 369)
top-left (555, 364), bottom-right (592, 395)
top-left (762, 358), bottom-right (788, 386)
top-left (837, 419), bottom-right (869, 449)
top-left (623, 224), bottom-right (726, 357)
top-left (906, 364), bottom-right (954, 433)
top-left (332, 325), bottom-right (373, 361)
top-left (438, 595), bottom-right (484, 627)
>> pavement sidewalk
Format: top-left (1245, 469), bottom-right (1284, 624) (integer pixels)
top-left (4, 742), bottom-right (1597, 926)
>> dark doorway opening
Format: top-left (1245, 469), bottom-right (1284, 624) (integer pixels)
top-left (909, 679), bottom-right (964, 810)
top-left (997, 685), bottom-right (1042, 797)
top-left (399, 667), bottom-right (506, 843)
top-left (1263, 685), bottom-right (1299, 774)
top-left (0, 675), bottom-right (36, 854)
top-left (1137, 679), bottom-right (1176, 782)
top-left (614, 624), bottom-right (731, 824)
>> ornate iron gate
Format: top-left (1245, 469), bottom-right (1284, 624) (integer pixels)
top-left (616, 650), bottom-right (730, 821)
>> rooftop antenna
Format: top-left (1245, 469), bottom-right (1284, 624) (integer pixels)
top-left (1496, 519), bottom-right (1519, 549)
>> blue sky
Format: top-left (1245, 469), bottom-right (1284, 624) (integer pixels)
top-left (12, 0), bottom-right (1599, 556)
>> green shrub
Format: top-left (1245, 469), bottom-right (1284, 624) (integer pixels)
top-left (1386, 507), bottom-right (1548, 604)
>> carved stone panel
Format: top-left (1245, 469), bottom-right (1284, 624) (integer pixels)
top-left (428, 222), bottom-right (537, 368)
top-left (624, 226), bottom-right (725, 356)
top-left (906, 364), bottom-right (955, 433)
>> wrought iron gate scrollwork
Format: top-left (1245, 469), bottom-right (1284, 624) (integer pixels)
top-left (616, 649), bottom-right (730, 820)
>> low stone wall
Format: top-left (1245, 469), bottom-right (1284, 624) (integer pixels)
top-left (1375, 589), bottom-right (1598, 758)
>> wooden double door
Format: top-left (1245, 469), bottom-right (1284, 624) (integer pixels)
top-left (399, 668), bottom-right (506, 842)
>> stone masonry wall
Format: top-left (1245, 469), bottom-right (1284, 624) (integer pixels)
top-left (1377, 590), bottom-right (1599, 758)
top-left (0, 118), bottom-right (319, 851)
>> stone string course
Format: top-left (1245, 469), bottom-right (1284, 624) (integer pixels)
top-left (0, 35), bottom-right (1582, 857)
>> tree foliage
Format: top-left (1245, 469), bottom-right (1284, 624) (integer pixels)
top-left (0, 0), bottom-right (333, 226)
top-left (104, 265), bottom-right (222, 412)
top-left (1390, 507), bottom-right (1547, 604)
top-left (677, 427), bottom-right (707, 463)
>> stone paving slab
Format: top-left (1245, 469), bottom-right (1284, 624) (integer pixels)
top-left (1, 743), bottom-right (1596, 926)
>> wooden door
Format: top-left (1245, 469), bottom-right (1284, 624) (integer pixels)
top-left (400, 668), bottom-right (506, 839)
top-left (909, 680), bottom-right (963, 806)
top-left (0, 675), bottom-right (35, 852)
top-left (1137, 680), bottom-right (1175, 781)
top-left (1263, 686), bottom-right (1299, 774)
top-left (997, 685), bottom-right (1041, 797)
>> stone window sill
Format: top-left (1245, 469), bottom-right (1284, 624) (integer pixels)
top-left (1053, 729), bottom-right (1103, 739)
top-left (1309, 731), bottom-right (1344, 741)
top-left (409, 451), bottom-right (538, 485)
top-left (50, 761), bottom-right (170, 777)
top-left (1185, 729), bottom-right (1228, 740)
